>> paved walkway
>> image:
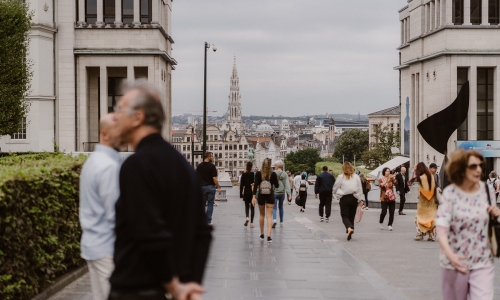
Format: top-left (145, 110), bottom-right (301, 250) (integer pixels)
top-left (47, 186), bottom-right (500, 300)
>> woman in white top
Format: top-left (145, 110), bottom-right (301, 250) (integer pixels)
top-left (332, 162), bottom-right (364, 241)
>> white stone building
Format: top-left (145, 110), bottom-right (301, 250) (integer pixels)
top-left (367, 106), bottom-right (400, 145)
top-left (0, 0), bottom-right (175, 152)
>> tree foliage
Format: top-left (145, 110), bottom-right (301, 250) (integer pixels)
top-left (284, 148), bottom-right (322, 174)
top-left (362, 123), bottom-right (401, 169)
top-left (0, 0), bottom-right (32, 136)
top-left (333, 129), bottom-right (369, 163)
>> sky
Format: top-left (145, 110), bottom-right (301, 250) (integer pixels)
top-left (171, 0), bottom-right (405, 117)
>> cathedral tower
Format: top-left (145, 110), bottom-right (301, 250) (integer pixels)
top-left (226, 55), bottom-right (243, 133)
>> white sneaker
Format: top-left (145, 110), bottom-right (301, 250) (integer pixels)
top-left (388, 225), bottom-right (393, 231)
top-left (379, 223), bottom-right (384, 230)
top-left (320, 217), bottom-right (324, 222)
top-left (280, 223), bottom-right (284, 227)
top-left (325, 218), bottom-right (329, 223)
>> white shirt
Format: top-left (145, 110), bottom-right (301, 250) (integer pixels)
top-left (294, 175), bottom-right (302, 192)
top-left (332, 174), bottom-right (363, 200)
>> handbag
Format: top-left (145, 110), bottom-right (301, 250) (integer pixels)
top-left (355, 201), bottom-right (364, 223)
top-left (295, 194), bottom-right (303, 206)
top-left (385, 186), bottom-right (396, 201)
top-left (486, 183), bottom-right (500, 258)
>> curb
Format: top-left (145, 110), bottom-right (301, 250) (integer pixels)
top-left (31, 265), bottom-right (88, 300)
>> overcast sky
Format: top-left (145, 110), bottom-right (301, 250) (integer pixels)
top-left (171, 0), bottom-right (405, 117)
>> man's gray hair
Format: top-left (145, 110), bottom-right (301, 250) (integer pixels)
top-left (274, 160), bottom-right (284, 169)
top-left (123, 81), bottom-right (165, 130)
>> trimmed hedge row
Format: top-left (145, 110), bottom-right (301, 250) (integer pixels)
top-left (0, 153), bottom-right (87, 300)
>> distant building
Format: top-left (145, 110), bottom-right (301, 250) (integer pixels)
top-left (367, 106), bottom-right (400, 145)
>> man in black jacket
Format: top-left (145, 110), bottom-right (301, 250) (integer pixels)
top-left (109, 82), bottom-right (212, 300)
top-left (395, 167), bottom-right (410, 215)
top-left (314, 166), bottom-right (335, 222)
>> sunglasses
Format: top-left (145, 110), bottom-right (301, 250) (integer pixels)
top-left (467, 163), bottom-right (485, 170)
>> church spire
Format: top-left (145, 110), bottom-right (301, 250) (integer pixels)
top-left (227, 55), bottom-right (243, 133)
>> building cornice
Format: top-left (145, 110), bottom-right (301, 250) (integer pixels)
top-left (74, 24), bottom-right (174, 44)
top-left (31, 23), bottom-right (57, 33)
top-left (74, 49), bottom-right (178, 65)
top-left (398, 5), bottom-right (409, 13)
top-left (394, 50), bottom-right (500, 69)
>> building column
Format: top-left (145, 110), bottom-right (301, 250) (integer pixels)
top-left (446, 0), bottom-right (453, 24)
top-left (127, 65), bottom-right (135, 84)
top-left (482, 0), bottom-right (489, 25)
top-left (115, 0), bottom-right (123, 27)
top-left (469, 66), bottom-right (477, 140)
top-left (99, 66), bottom-right (108, 119)
top-left (133, 0), bottom-right (141, 27)
top-left (77, 0), bottom-right (86, 26)
top-left (464, 0), bottom-right (472, 25)
top-left (495, 69), bottom-right (500, 171)
top-left (402, 19), bottom-right (406, 44)
top-left (425, 4), bottom-right (429, 32)
top-left (96, 0), bottom-right (104, 26)
top-left (436, 0), bottom-right (441, 28)
top-left (151, 0), bottom-right (160, 27)
top-left (430, 1), bottom-right (435, 29)
top-left (78, 64), bottom-right (88, 151)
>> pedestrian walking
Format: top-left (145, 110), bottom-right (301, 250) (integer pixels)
top-left (395, 167), bottom-right (410, 215)
top-left (196, 152), bottom-right (222, 225)
top-left (240, 161), bottom-right (255, 228)
top-left (333, 162), bottom-right (364, 240)
top-left (412, 162), bottom-right (438, 241)
top-left (252, 158), bottom-right (279, 243)
top-left (315, 166), bottom-right (335, 223)
top-left (272, 160), bottom-right (292, 228)
top-left (429, 163), bottom-right (441, 189)
top-left (287, 171), bottom-right (294, 205)
top-left (298, 174), bottom-right (309, 212)
top-left (437, 149), bottom-right (500, 300)
top-left (109, 82), bottom-right (212, 300)
top-left (293, 171), bottom-right (302, 195)
top-left (79, 113), bottom-right (121, 300)
top-left (378, 167), bottom-right (397, 231)
top-left (359, 174), bottom-right (370, 210)
top-left (488, 171), bottom-right (499, 200)
top-left (301, 170), bottom-right (308, 180)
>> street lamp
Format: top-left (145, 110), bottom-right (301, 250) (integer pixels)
top-left (203, 42), bottom-right (217, 158)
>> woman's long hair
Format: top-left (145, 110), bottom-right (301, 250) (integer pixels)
top-left (261, 158), bottom-right (273, 180)
top-left (359, 173), bottom-right (366, 183)
top-left (415, 162), bottom-right (432, 187)
top-left (342, 162), bottom-right (354, 179)
top-left (245, 161), bottom-right (253, 174)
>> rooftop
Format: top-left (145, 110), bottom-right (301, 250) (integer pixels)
top-left (368, 105), bottom-right (400, 116)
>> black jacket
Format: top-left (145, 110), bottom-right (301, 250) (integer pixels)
top-left (110, 133), bottom-right (212, 289)
top-left (239, 172), bottom-right (254, 198)
top-left (314, 171), bottom-right (335, 194)
top-left (395, 172), bottom-right (410, 193)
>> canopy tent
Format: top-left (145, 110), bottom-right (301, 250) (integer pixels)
top-left (368, 156), bottom-right (410, 178)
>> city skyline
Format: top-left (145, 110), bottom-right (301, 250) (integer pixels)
top-left (172, 0), bottom-right (403, 117)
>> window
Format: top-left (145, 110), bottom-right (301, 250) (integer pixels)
top-left (195, 145), bottom-right (199, 151)
top-left (244, 145), bottom-right (248, 150)
top-left (11, 118), bottom-right (27, 140)
top-left (85, 0), bottom-right (97, 24)
top-left (477, 68), bottom-right (494, 140)
top-left (183, 145), bottom-right (186, 151)
top-left (140, 0), bottom-right (151, 24)
top-left (104, 0), bottom-right (115, 24)
top-left (453, 0), bottom-right (464, 24)
top-left (471, 0), bottom-right (482, 24)
top-left (489, 0), bottom-right (499, 24)
top-left (107, 77), bottom-right (125, 113)
top-left (187, 137), bottom-right (190, 142)
top-left (225, 145), bottom-right (228, 150)
top-left (122, 0), bottom-right (133, 24)
top-left (187, 145), bottom-right (190, 151)
top-left (457, 68), bottom-right (468, 140)
top-left (239, 145), bottom-right (242, 150)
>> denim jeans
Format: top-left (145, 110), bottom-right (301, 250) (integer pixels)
top-left (202, 185), bottom-right (216, 224)
top-left (272, 194), bottom-right (285, 223)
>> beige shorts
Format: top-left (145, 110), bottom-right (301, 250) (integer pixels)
top-left (87, 255), bottom-right (114, 300)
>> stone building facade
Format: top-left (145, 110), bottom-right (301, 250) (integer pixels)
top-left (0, 0), bottom-right (175, 152)
top-left (397, 0), bottom-right (500, 174)
top-left (368, 106), bottom-right (400, 145)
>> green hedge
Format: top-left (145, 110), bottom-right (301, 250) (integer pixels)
top-left (0, 153), bottom-right (87, 300)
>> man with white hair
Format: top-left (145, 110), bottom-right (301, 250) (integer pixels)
top-left (272, 160), bottom-right (292, 227)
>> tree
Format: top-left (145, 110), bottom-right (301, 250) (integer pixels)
top-left (333, 129), bottom-right (369, 163)
top-left (284, 148), bottom-right (322, 174)
top-left (0, 0), bottom-right (32, 136)
top-left (362, 123), bottom-right (400, 169)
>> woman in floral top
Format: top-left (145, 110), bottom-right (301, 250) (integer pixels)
top-left (437, 149), bottom-right (500, 299)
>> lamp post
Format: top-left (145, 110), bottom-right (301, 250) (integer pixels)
top-left (203, 42), bottom-right (217, 158)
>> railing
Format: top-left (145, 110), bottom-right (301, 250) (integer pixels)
top-left (82, 142), bottom-right (98, 152)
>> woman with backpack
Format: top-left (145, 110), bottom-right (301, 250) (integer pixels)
top-left (272, 160), bottom-right (292, 228)
top-left (298, 174), bottom-right (309, 212)
top-left (488, 171), bottom-right (499, 200)
top-left (240, 161), bottom-right (255, 228)
top-left (252, 158), bottom-right (279, 243)
top-left (359, 174), bottom-right (370, 210)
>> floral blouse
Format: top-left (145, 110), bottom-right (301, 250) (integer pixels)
top-left (436, 182), bottom-right (495, 270)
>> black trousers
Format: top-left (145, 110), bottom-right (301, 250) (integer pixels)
top-left (318, 191), bottom-right (332, 217)
top-left (300, 191), bottom-right (308, 208)
top-left (398, 192), bottom-right (406, 212)
top-left (364, 192), bottom-right (368, 207)
top-left (339, 194), bottom-right (358, 231)
top-left (380, 201), bottom-right (396, 226)
top-left (108, 288), bottom-right (167, 300)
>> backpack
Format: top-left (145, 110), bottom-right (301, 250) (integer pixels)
top-left (366, 181), bottom-right (372, 192)
top-left (299, 180), bottom-right (307, 192)
top-left (488, 178), bottom-right (498, 191)
top-left (260, 179), bottom-right (273, 195)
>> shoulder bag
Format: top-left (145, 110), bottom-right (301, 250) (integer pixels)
top-left (486, 183), bottom-right (500, 258)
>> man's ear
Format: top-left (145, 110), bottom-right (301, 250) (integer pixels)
top-left (131, 109), bottom-right (145, 128)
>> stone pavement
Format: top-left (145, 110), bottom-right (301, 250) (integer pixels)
top-left (47, 186), bottom-right (500, 300)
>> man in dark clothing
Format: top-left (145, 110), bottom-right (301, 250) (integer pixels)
top-left (314, 166), bottom-right (336, 222)
top-left (395, 167), bottom-right (410, 215)
top-left (196, 152), bottom-right (221, 225)
top-left (110, 82), bottom-right (212, 300)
